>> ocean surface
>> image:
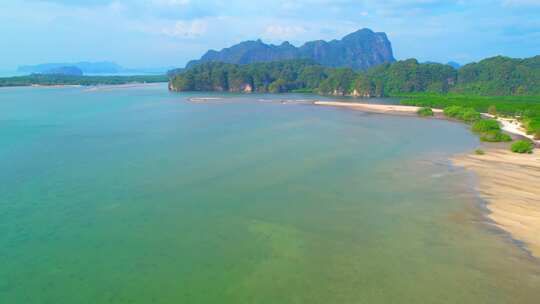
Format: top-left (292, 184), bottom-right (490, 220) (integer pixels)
top-left (1, 84), bottom-right (539, 303)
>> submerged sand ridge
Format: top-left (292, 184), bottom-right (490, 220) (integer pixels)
top-left (453, 148), bottom-right (540, 258)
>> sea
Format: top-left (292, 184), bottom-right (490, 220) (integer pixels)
top-left (1, 84), bottom-right (539, 303)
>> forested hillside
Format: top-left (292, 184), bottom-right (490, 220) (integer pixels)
top-left (170, 56), bottom-right (540, 97)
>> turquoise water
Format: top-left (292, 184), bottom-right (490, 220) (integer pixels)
top-left (1, 85), bottom-right (539, 303)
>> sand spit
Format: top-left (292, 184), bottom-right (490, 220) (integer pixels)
top-left (313, 101), bottom-right (444, 115)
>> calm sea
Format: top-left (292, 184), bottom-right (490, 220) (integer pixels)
top-left (1, 84), bottom-right (539, 303)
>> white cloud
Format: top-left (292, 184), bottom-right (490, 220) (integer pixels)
top-left (162, 19), bottom-right (208, 37)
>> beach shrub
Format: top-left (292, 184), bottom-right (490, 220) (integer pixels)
top-left (474, 149), bottom-right (485, 155)
top-left (511, 140), bottom-right (534, 154)
top-left (443, 105), bottom-right (464, 118)
top-left (488, 105), bottom-right (497, 116)
top-left (443, 105), bottom-right (481, 123)
top-left (480, 130), bottom-right (512, 142)
top-left (417, 107), bottom-right (434, 117)
top-left (461, 108), bottom-right (482, 123)
top-left (472, 119), bottom-right (501, 133)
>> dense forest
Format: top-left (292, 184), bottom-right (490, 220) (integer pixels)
top-left (169, 55), bottom-right (540, 97)
top-left (0, 74), bottom-right (168, 87)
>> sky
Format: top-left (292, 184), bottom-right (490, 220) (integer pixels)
top-left (1, 0), bottom-right (540, 71)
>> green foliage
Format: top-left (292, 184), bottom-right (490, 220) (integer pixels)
top-left (488, 105), bottom-right (497, 115)
top-left (535, 129), bottom-right (540, 140)
top-left (417, 107), bottom-right (434, 117)
top-left (170, 55), bottom-right (540, 97)
top-left (474, 149), bottom-right (485, 155)
top-left (361, 59), bottom-right (457, 96)
top-left (291, 88), bottom-right (314, 93)
top-left (318, 68), bottom-right (356, 95)
top-left (443, 105), bottom-right (481, 122)
top-left (470, 119), bottom-right (509, 142)
top-left (480, 131), bottom-right (512, 142)
top-left (454, 56), bottom-right (540, 96)
top-left (511, 140), bottom-right (534, 154)
top-left (523, 116), bottom-right (540, 135)
top-left (472, 119), bottom-right (501, 133)
top-left (401, 94), bottom-right (540, 138)
top-left (0, 74), bottom-right (167, 87)
top-left (170, 60), bottom-right (326, 93)
top-left (461, 108), bottom-right (481, 122)
top-left (443, 105), bottom-right (465, 118)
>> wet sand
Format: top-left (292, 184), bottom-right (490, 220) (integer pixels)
top-left (453, 147), bottom-right (540, 258)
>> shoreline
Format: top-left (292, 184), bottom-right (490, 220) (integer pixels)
top-left (313, 100), bottom-right (444, 116)
top-left (314, 100), bottom-right (539, 144)
top-left (314, 100), bottom-right (540, 259)
top-left (452, 146), bottom-right (540, 258)
top-left (0, 81), bottom-right (168, 90)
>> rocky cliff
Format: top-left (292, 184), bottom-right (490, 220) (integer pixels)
top-left (186, 28), bottom-right (395, 70)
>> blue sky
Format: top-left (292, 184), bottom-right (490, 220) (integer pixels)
top-left (1, 0), bottom-right (539, 70)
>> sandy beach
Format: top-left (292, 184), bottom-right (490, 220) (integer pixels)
top-left (313, 101), bottom-right (444, 115)
top-left (453, 148), bottom-right (540, 258)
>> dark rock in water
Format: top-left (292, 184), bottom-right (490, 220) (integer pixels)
top-left (186, 28), bottom-right (395, 70)
top-left (43, 66), bottom-right (84, 76)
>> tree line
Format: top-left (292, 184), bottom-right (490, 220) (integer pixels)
top-left (169, 55), bottom-right (540, 97)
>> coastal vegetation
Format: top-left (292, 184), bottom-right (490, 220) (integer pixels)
top-left (439, 107), bottom-right (514, 142)
top-left (442, 105), bottom-right (481, 123)
top-left (471, 119), bottom-right (501, 133)
top-left (170, 55), bottom-right (540, 96)
top-left (170, 60), bottom-right (326, 93)
top-left (474, 149), bottom-right (486, 155)
top-left (401, 94), bottom-right (540, 137)
top-left (0, 74), bottom-right (168, 87)
top-left (470, 119), bottom-right (512, 142)
top-left (480, 130), bottom-right (512, 143)
top-left (511, 140), bottom-right (534, 154)
top-left (417, 107), bottom-right (434, 117)
top-left (469, 119), bottom-right (512, 142)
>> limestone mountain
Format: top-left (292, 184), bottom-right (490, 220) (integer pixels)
top-left (186, 28), bottom-right (395, 70)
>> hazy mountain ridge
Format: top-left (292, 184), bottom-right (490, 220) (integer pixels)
top-left (17, 62), bottom-right (172, 75)
top-left (42, 66), bottom-right (84, 76)
top-left (186, 28), bottom-right (395, 70)
top-left (18, 61), bottom-right (122, 74)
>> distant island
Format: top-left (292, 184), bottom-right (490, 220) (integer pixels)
top-left (18, 61), bottom-right (123, 74)
top-left (0, 74), bottom-right (168, 87)
top-left (186, 28), bottom-right (395, 70)
top-left (42, 66), bottom-right (84, 76)
top-left (18, 61), bottom-right (173, 75)
top-left (2, 63), bottom-right (171, 86)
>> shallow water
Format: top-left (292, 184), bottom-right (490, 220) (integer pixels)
top-left (1, 85), bottom-right (539, 303)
